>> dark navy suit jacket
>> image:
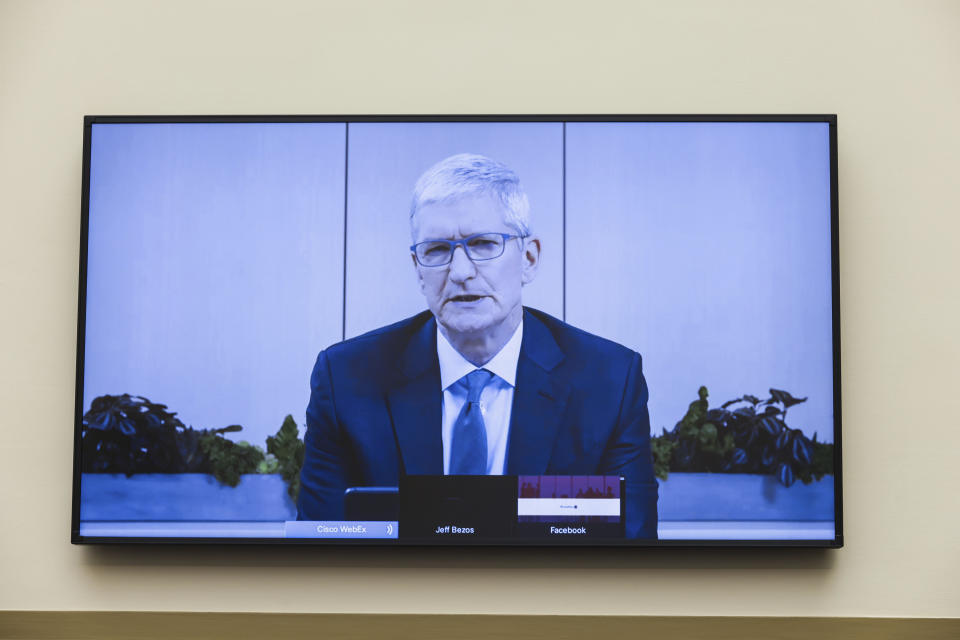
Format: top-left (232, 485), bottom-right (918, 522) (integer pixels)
top-left (297, 307), bottom-right (658, 538)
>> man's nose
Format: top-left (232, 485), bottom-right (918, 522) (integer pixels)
top-left (447, 244), bottom-right (477, 281)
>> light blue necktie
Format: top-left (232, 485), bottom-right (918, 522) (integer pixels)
top-left (449, 369), bottom-right (494, 475)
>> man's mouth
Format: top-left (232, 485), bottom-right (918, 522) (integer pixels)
top-left (448, 294), bottom-right (486, 303)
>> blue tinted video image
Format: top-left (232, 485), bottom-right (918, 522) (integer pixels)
top-left (79, 120), bottom-right (835, 542)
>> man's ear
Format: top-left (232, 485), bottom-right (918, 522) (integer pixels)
top-left (412, 252), bottom-right (426, 293)
top-left (521, 236), bottom-right (541, 285)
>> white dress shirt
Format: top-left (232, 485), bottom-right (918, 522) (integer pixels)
top-left (437, 321), bottom-right (523, 475)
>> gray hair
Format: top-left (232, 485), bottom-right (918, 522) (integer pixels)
top-left (409, 153), bottom-right (531, 241)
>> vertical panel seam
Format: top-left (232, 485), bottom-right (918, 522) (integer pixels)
top-left (342, 123), bottom-right (349, 342)
top-left (562, 121), bottom-right (567, 322)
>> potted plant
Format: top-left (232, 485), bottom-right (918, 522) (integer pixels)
top-left (652, 387), bottom-right (835, 523)
top-left (80, 394), bottom-right (304, 521)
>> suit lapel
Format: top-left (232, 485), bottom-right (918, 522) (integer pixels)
top-left (387, 315), bottom-right (443, 475)
top-left (506, 310), bottom-right (570, 475)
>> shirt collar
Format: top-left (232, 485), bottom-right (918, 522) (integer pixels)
top-left (437, 320), bottom-right (523, 390)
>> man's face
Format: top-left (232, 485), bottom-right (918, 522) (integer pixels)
top-left (411, 194), bottom-right (540, 338)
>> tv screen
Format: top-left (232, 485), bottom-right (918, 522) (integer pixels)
top-left (73, 115), bottom-right (841, 546)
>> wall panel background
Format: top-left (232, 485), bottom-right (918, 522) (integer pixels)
top-left (81, 123), bottom-right (345, 443)
top-left (565, 122), bottom-right (834, 440)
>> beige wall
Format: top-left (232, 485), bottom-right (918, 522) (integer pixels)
top-left (1, 0), bottom-right (957, 618)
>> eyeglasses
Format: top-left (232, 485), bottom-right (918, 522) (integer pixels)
top-left (411, 232), bottom-right (526, 267)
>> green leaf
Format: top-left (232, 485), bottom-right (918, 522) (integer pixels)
top-left (698, 423), bottom-right (718, 447)
top-left (257, 453), bottom-right (280, 474)
top-left (769, 389), bottom-right (808, 409)
top-left (720, 433), bottom-right (735, 456)
top-left (650, 436), bottom-right (677, 481)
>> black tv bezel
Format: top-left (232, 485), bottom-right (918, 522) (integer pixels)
top-left (72, 114), bottom-right (842, 548)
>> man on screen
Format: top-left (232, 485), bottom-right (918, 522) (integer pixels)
top-left (297, 153), bottom-right (658, 538)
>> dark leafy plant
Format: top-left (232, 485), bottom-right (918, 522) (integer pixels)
top-left (650, 437), bottom-right (677, 481)
top-left (199, 435), bottom-right (266, 487)
top-left (81, 394), bottom-right (239, 475)
top-left (81, 395), bottom-right (305, 497)
top-left (266, 415), bottom-right (306, 501)
top-left (652, 387), bottom-right (833, 487)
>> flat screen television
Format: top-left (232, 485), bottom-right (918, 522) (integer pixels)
top-left (72, 115), bottom-right (841, 547)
